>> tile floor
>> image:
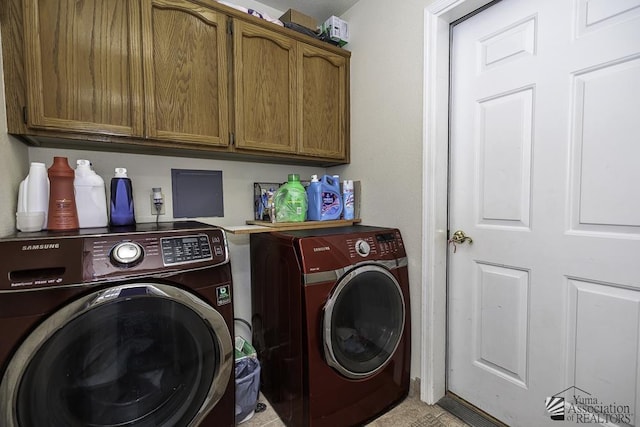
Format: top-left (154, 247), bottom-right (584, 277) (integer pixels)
top-left (241, 392), bottom-right (469, 427)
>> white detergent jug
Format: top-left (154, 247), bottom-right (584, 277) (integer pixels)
top-left (74, 160), bottom-right (108, 228)
top-left (17, 162), bottom-right (50, 230)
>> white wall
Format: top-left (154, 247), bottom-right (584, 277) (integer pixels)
top-left (220, 0), bottom-right (282, 18)
top-left (1, 0), bottom-right (440, 383)
top-left (27, 148), bottom-right (321, 330)
top-left (0, 29), bottom-right (29, 236)
top-left (332, 0), bottom-right (437, 379)
top-left (239, 0), bottom-right (442, 381)
top-left (0, 0), bottom-right (319, 334)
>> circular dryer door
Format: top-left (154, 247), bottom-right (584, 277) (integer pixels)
top-left (323, 264), bottom-right (406, 379)
top-left (0, 283), bottom-right (232, 427)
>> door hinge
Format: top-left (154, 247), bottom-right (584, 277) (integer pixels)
top-left (227, 20), bottom-right (233, 35)
top-left (229, 132), bottom-right (235, 146)
top-left (22, 106), bottom-right (28, 124)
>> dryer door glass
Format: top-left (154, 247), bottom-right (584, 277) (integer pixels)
top-left (10, 284), bottom-right (231, 427)
top-left (324, 265), bottom-right (405, 379)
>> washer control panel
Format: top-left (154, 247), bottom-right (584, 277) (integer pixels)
top-left (83, 227), bottom-right (227, 282)
top-left (161, 234), bottom-right (213, 266)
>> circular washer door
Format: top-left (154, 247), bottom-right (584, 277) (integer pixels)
top-left (323, 264), bottom-right (406, 379)
top-left (0, 283), bottom-right (233, 427)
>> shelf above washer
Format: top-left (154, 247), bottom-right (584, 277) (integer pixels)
top-left (223, 219), bottom-right (362, 234)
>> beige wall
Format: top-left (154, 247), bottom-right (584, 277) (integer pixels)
top-left (333, 0), bottom-right (436, 378)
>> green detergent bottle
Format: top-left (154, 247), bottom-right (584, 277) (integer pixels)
top-left (274, 174), bottom-right (307, 222)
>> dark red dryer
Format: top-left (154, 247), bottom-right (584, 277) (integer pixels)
top-left (251, 226), bottom-right (411, 427)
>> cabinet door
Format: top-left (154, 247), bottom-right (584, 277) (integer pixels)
top-left (23, 0), bottom-right (143, 137)
top-left (298, 43), bottom-right (348, 160)
top-left (141, 0), bottom-right (229, 146)
top-left (233, 20), bottom-right (297, 153)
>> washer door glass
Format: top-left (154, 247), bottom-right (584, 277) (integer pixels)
top-left (323, 265), bottom-right (405, 379)
top-left (10, 284), bottom-right (231, 427)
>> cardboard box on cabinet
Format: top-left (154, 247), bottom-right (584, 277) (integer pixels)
top-left (280, 9), bottom-right (318, 31)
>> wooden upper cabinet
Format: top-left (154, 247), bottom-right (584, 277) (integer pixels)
top-left (232, 20), bottom-right (297, 154)
top-left (3, 0), bottom-right (350, 164)
top-left (22, 0), bottom-right (144, 136)
top-left (232, 21), bottom-right (349, 161)
top-left (298, 43), bottom-right (348, 160)
top-left (141, 0), bottom-right (229, 147)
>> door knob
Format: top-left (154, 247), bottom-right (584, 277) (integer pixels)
top-left (448, 230), bottom-right (473, 253)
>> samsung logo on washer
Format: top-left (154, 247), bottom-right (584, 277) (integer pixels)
top-left (313, 246), bottom-right (331, 252)
top-left (22, 243), bottom-right (60, 251)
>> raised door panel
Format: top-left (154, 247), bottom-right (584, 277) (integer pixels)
top-left (23, 0), bottom-right (143, 136)
top-left (298, 43), bottom-right (348, 160)
top-left (142, 0), bottom-right (229, 147)
top-left (233, 20), bottom-right (296, 154)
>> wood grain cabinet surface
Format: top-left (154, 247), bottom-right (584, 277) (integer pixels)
top-left (23, 0), bottom-right (144, 137)
top-left (0, 0), bottom-right (350, 165)
top-left (233, 20), bottom-right (349, 162)
top-left (233, 20), bottom-right (297, 154)
top-left (142, 0), bottom-right (229, 147)
top-left (298, 43), bottom-right (348, 160)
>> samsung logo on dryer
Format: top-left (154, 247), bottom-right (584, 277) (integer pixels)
top-left (313, 246), bottom-right (331, 252)
top-left (22, 243), bottom-right (60, 251)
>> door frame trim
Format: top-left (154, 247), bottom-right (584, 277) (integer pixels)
top-left (421, 0), bottom-right (495, 404)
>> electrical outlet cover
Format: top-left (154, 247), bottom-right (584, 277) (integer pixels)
top-left (150, 193), bottom-right (166, 215)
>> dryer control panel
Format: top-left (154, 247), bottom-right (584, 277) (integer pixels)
top-left (374, 231), bottom-right (404, 256)
top-left (297, 228), bottom-right (406, 273)
top-left (347, 230), bottom-right (404, 259)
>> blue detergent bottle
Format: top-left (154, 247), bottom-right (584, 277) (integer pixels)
top-left (306, 175), bottom-right (323, 221)
top-left (110, 168), bottom-right (135, 226)
top-left (308, 174), bottom-right (343, 221)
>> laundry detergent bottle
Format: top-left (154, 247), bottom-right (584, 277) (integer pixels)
top-left (47, 156), bottom-right (80, 230)
top-left (17, 162), bottom-right (50, 226)
top-left (315, 174), bottom-right (343, 221)
top-left (110, 167), bottom-right (135, 226)
top-left (273, 174), bottom-right (307, 222)
top-left (74, 160), bottom-right (108, 228)
top-left (306, 175), bottom-right (323, 221)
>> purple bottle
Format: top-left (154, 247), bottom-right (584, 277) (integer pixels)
top-left (110, 168), bottom-right (135, 226)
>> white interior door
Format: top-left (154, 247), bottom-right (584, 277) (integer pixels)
top-left (447, 0), bottom-right (640, 425)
